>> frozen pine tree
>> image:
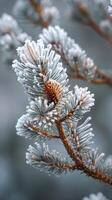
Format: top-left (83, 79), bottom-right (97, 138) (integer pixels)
top-left (0, 0), bottom-right (112, 199)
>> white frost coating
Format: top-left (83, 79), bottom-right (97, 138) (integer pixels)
top-left (13, 39), bottom-right (69, 100)
top-left (26, 142), bottom-right (73, 175)
top-left (73, 85), bottom-right (95, 110)
top-left (0, 13), bottom-right (20, 35)
top-left (83, 192), bottom-right (109, 200)
top-left (13, 0), bottom-right (59, 25)
top-left (12, 35), bottom-right (107, 178)
top-left (0, 13), bottom-right (31, 62)
top-left (39, 26), bottom-right (97, 80)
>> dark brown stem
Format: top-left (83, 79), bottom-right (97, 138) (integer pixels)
top-left (82, 166), bottom-right (112, 185)
top-left (56, 120), bottom-right (83, 166)
top-left (56, 120), bottom-right (112, 185)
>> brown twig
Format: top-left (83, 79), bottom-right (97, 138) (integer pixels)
top-left (56, 120), bottom-right (82, 166)
top-left (71, 67), bottom-right (112, 85)
top-left (56, 120), bottom-right (112, 185)
top-left (28, 0), bottom-right (49, 27)
top-left (76, 2), bottom-right (112, 45)
top-left (87, 18), bottom-right (112, 45)
top-left (93, 68), bottom-right (112, 84)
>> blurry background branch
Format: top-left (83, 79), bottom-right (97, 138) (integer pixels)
top-left (13, 0), bottom-right (59, 28)
top-left (28, 0), bottom-right (51, 27)
top-left (40, 26), bottom-right (112, 86)
top-left (71, 0), bottom-right (112, 45)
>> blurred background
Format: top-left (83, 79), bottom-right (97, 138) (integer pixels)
top-left (0, 0), bottom-right (112, 199)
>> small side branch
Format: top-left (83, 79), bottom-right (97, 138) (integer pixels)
top-left (93, 68), bottom-right (112, 85)
top-left (25, 122), bottom-right (60, 139)
top-left (71, 67), bottom-right (112, 85)
top-left (34, 155), bottom-right (77, 171)
top-left (51, 41), bottom-right (112, 86)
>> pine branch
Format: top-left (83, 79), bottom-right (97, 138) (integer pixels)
top-left (25, 122), bottom-right (60, 139)
top-left (26, 142), bottom-right (76, 175)
top-left (71, 1), bottom-right (112, 45)
top-left (13, 38), bottom-right (112, 186)
top-left (72, 67), bottom-right (112, 85)
top-left (40, 26), bottom-right (112, 86)
top-left (12, 0), bottom-right (59, 28)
